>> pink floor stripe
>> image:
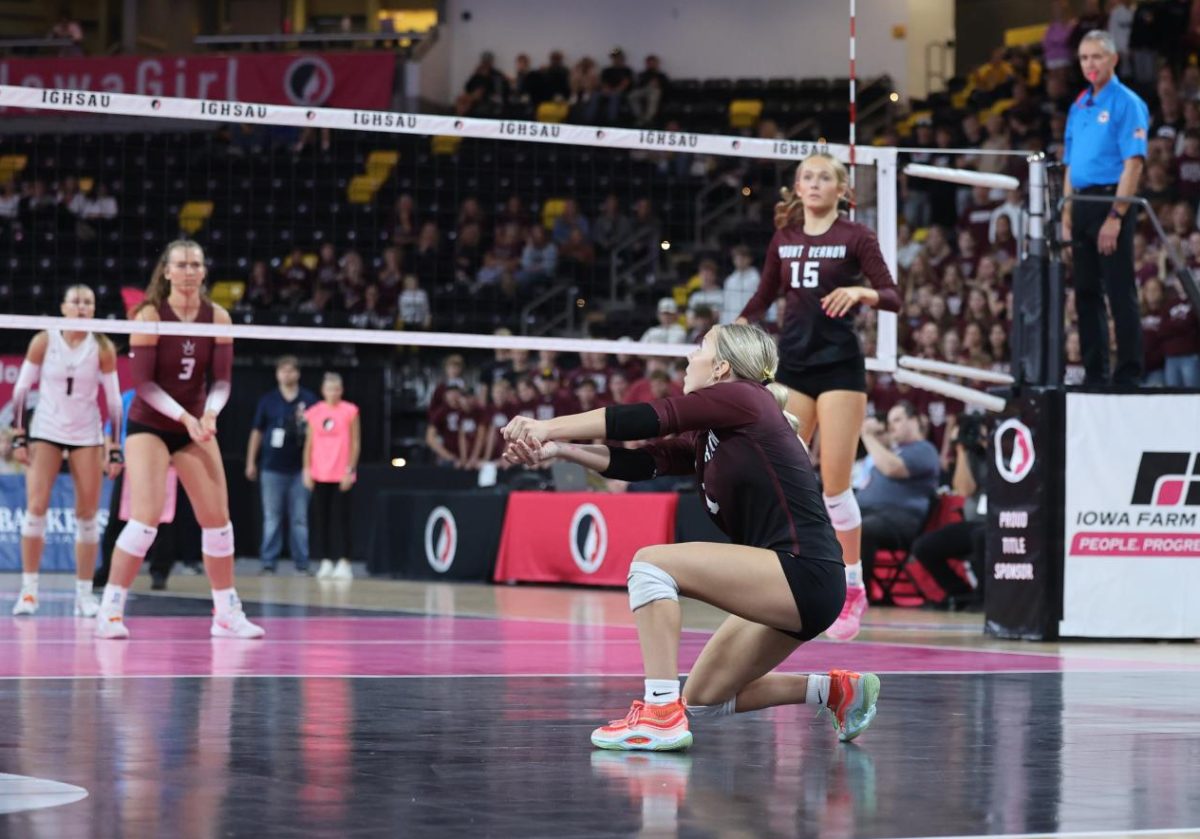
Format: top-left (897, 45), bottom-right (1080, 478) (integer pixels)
top-left (0, 617), bottom-right (1190, 678)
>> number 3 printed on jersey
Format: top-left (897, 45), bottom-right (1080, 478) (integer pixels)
top-left (790, 260), bottom-right (819, 289)
top-left (179, 358), bottom-right (196, 380)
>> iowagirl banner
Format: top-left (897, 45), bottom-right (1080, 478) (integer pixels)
top-left (0, 52), bottom-right (395, 112)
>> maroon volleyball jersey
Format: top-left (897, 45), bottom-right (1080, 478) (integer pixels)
top-left (127, 300), bottom-right (216, 432)
top-left (740, 218), bottom-right (900, 373)
top-left (642, 380), bottom-right (842, 562)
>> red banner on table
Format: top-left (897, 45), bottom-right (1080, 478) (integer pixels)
top-left (0, 52), bottom-right (394, 111)
top-left (493, 492), bottom-right (678, 587)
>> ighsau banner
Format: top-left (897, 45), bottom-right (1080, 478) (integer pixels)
top-left (1062, 392), bottom-right (1200, 638)
top-left (0, 52), bottom-right (394, 112)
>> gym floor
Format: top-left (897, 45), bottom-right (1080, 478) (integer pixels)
top-left (1, 568), bottom-right (1199, 838)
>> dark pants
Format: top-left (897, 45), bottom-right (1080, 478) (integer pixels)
top-left (907, 521), bottom-right (986, 601)
top-left (310, 481), bottom-right (351, 560)
top-left (860, 507), bottom-right (925, 585)
top-left (1071, 190), bottom-right (1143, 386)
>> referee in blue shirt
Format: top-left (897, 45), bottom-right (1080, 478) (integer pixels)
top-left (1062, 30), bottom-right (1149, 387)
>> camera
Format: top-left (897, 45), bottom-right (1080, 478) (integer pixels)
top-left (957, 413), bottom-right (988, 451)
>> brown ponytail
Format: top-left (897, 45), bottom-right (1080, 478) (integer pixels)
top-left (136, 239), bottom-right (207, 316)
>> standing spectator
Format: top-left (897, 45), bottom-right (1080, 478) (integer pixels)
top-left (398, 275), bottom-right (431, 330)
top-left (49, 8), bottom-right (84, 56)
top-left (303, 373), bottom-right (360, 580)
top-left (629, 54), bottom-right (668, 126)
top-left (245, 356), bottom-right (316, 575)
top-left (528, 50), bottom-right (571, 105)
top-left (426, 385), bottom-right (466, 466)
top-left (244, 261), bottom-right (276, 311)
top-left (688, 259), bottom-right (724, 313)
top-left (1141, 278), bottom-right (1170, 386)
top-left (1161, 285), bottom-right (1200, 386)
top-left (856, 402), bottom-right (941, 587)
top-left (570, 56), bottom-right (600, 107)
top-left (1107, 0), bottom-right (1135, 68)
top-left (641, 298), bottom-right (687, 343)
top-left (1044, 0), bottom-right (1076, 75)
top-left (722, 245), bottom-right (764, 325)
top-left (1063, 30), bottom-right (1149, 387)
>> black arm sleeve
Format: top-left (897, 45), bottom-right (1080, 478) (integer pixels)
top-left (604, 402), bottom-right (661, 441)
top-left (600, 446), bottom-right (658, 481)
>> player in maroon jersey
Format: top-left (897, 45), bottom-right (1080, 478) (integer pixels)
top-left (502, 324), bottom-right (879, 751)
top-left (738, 152), bottom-right (901, 642)
top-left (96, 239), bottom-right (264, 640)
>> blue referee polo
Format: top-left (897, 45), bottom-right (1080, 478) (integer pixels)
top-left (1063, 74), bottom-right (1149, 189)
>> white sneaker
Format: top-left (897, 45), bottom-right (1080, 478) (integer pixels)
top-left (316, 559), bottom-right (335, 579)
top-left (332, 559), bottom-right (354, 580)
top-left (95, 612), bottom-right (131, 640)
top-left (12, 588), bottom-right (38, 616)
top-left (74, 592), bottom-right (100, 618)
top-left (211, 608), bottom-right (266, 639)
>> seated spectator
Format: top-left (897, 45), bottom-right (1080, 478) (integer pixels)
top-left (970, 46), bottom-right (1016, 93)
top-left (412, 221), bottom-right (445, 284)
top-left (244, 260), bottom-right (276, 311)
top-left (391, 194), bottom-right (420, 251)
top-left (496, 194), bottom-right (531, 233)
top-left (338, 250), bottom-right (368, 312)
top-left (510, 53), bottom-right (533, 104)
top-left (686, 304), bottom-right (716, 343)
top-left (628, 54), bottom-right (668, 126)
top-left (1141, 277), bottom-right (1169, 386)
top-left (856, 401), bottom-right (941, 589)
top-left (376, 246), bottom-right (404, 309)
top-left (568, 351), bottom-right (614, 395)
top-left (456, 51), bottom-right (510, 117)
top-left (593, 194), bottom-right (633, 251)
top-left (431, 354), bottom-right (468, 409)
top-left (573, 378), bottom-right (605, 414)
top-left (957, 186), bottom-right (1000, 248)
top-left (687, 259), bottom-right (724, 320)
top-left (987, 323), bottom-right (1011, 373)
top-left (55, 176), bottom-right (85, 216)
top-left (955, 230), bottom-right (981, 280)
top-left (896, 223), bottom-right (922, 271)
top-left (923, 225), bottom-right (953, 277)
top-left (527, 50), bottom-right (571, 106)
top-left (298, 285), bottom-right (338, 314)
top-left (531, 370), bottom-right (579, 420)
top-left (1143, 162), bottom-right (1179, 216)
top-left (514, 377), bottom-right (539, 418)
top-left (457, 388), bottom-right (490, 469)
top-left (454, 222), bottom-right (484, 286)
top-left (908, 415), bottom-right (989, 609)
top-left (558, 226), bottom-right (596, 271)
top-left (640, 297), bottom-right (687, 344)
top-left (584, 47), bottom-right (634, 124)
top-left (20, 179), bottom-right (58, 223)
top-left (457, 196), bottom-right (486, 232)
top-left (278, 247), bottom-right (313, 306)
top-left (478, 379), bottom-right (521, 465)
top-left (0, 181), bottom-right (19, 220)
top-left (552, 198), bottom-right (590, 245)
top-left (398, 275), bottom-right (432, 330)
top-left (570, 56), bottom-right (600, 106)
top-left (426, 385), bottom-right (466, 467)
top-left (348, 284), bottom-right (395, 330)
top-left (518, 223), bottom-right (559, 289)
top-left (939, 328), bottom-right (963, 365)
top-left (81, 183), bottom-right (118, 220)
top-left (314, 242), bottom-right (340, 288)
top-left (607, 370), bottom-right (632, 405)
top-left (990, 214), bottom-right (1019, 265)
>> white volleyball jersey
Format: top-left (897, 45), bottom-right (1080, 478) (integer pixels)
top-left (29, 331), bottom-right (104, 446)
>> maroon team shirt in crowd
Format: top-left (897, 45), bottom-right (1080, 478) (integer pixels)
top-left (1161, 297), bottom-right (1200, 358)
top-left (428, 405), bottom-right (463, 458)
top-left (740, 218), bottom-right (901, 373)
top-left (127, 299), bottom-right (215, 432)
top-left (640, 380), bottom-right (842, 561)
top-left (533, 390), bottom-right (580, 421)
top-left (957, 201), bottom-right (1000, 249)
top-left (1142, 308), bottom-right (1168, 373)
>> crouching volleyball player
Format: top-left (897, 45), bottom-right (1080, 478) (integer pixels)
top-left (96, 239), bottom-right (264, 640)
top-left (503, 324), bottom-right (879, 751)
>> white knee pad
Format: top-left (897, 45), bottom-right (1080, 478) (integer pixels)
top-left (202, 522), bottom-right (234, 557)
top-left (20, 512), bottom-right (46, 539)
top-left (823, 488), bottom-right (862, 532)
top-left (116, 519), bottom-right (158, 558)
top-left (686, 698), bottom-right (737, 720)
top-left (627, 560), bottom-right (679, 611)
top-left (76, 516), bottom-right (100, 545)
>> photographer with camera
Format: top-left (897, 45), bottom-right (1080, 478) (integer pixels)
top-left (907, 412), bottom-right (989, 609)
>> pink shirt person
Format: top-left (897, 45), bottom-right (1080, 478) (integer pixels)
top-left (305, 399), bottom-right (360, 482)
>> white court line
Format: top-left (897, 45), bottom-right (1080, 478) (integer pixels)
top-left (895, 828), bottom-right (1200, 839)
top-left (0, 669), bottom-right (1184, 681)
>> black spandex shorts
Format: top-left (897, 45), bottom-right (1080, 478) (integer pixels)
top-left (29, 438), bottom-right (100, 454)
top-left (126, 421), bottom-right (193, 455)
top-left (775, 359), bottom-right (867, 400)
top-left (775, 552), bottom-right (847, 642)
